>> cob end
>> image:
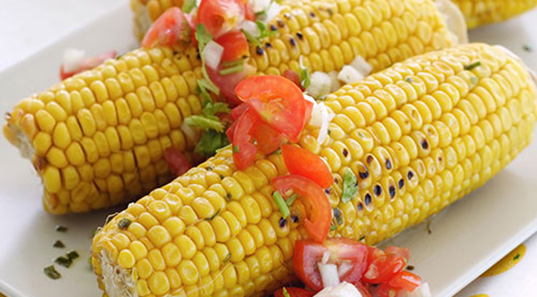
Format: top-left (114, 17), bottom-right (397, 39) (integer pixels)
top-left (3, 114), bottom-right (36, 160)
top-left (98, 249), bottom-right (137, 297)
top-left (436, 0), bottom-right (469, 44)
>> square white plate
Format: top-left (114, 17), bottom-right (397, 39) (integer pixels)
top-left (1, 3), bottom-right (537, 297)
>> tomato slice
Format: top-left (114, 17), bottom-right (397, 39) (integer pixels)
top-left (232, 109), bottom-right (258, 170)
top-left (281, 145), bottom-right (334, 188)
top-left (273, 288), bottom-right (315, 297)
top-left (231, 103), bottom-right (249, 119)
top-left (293, 238), bottom-right (369, 292)
top-left (385, 246), bottom-right (411, 262)
top-left (363, 254), bottom-right (407, 284)
top-left (60, 51), bottom-right (117, 80)
top-left (388, 271), bottom-right (421, 292)
top-left (207, 62), bottom-right (256, 106)
top-left (253, 121), bottom-right (284, 154)
top-left (283, 69), bottom-right (303, 90)
top-left (196, 0), bottom-right (247, 38)
top-left (273, 175), bottom-right (331, 243)
top-left (235, 76), bottom-right (307, 142)
top-left (215, 31), bottom-right (249, 63)
top-left (142, 7), bottom-right (189, 48)
top-left (163, 147), bottom-right (192, 176)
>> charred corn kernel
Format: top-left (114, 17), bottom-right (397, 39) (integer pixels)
top-left (93, 44), bottom-right (537, 297)
top-left (452, 0), bottom-right (537, 29)
top-left (7, 0), bottom-right (458, 215)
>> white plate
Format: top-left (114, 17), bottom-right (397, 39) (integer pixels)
top-left (1, 3), bottom-right (537, 297)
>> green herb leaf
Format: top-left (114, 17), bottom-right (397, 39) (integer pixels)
top-left (44, 265), bottom-right (61, 280)
top-left (205, 209), bottom-right (221, 221)
top-left (329, 224), bottom-right (338, 231)
top-left (299, 58), bottom-right (311, 89)
top-left (220, 63), bottom-right (244, 75)
top-left (282, 288), bottom-right (291, 297)
top-left (67, 251), bottom-right (79, 260)
top-left (182, 0), bottom-right (197, 13)
top-left (55, 256), bottom-right (72, 268)
top-left (53, 240), bottom-right (65, 248)
top-left (243, 21), bottom-right (277, 46)
top-left (195, 130), bottom-right (230, 157)
top-left (223, 253), bottom-right (231, 263)
top-left (523, 45), bottom-right (533, 52)
top-left (200, 68), bottom-right (220, 95)
top-left (203, 102), bottom-right (230, 116)
top-left (195, 24), bottom-right (213, 53)
top-left (55, 225), bottom-right (68, 232)
top-left (341, 170), bottom-right (358, 203)
top-left (464, 61), bottom-right (482, 71)
top-left (185, 115), bottom-right (225, 132)
top-left (273, 191), bottom-right (290, 219)
top-left (117, 218), bottom-right (132, 230)
top-left (233, 145), bottom-right (240, 153)
top-left (285, 193), bottom-right (298, 206)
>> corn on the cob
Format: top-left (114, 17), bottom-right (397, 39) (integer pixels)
top-left (451, 0), bottom-right (537, 29)
top-left (91, 43), bottom-right (537, 297)
top-left (3, 0), bottom-right (460, 214)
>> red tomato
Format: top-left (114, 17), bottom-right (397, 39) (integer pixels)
top-left (354, 283), bottom-right (373, 297)
top-left (273, 175), bottom-right (331, 243)
top-left (365, 246), bottom-right (386, 267)
top-left (163, 147), bottom-right (192, 176)
top-left (388, 271), bottom-right (421, 292)
top-left (281, 145), bottom-right (334, 188)
top-left (303, 99), bottom-right (314, 128)
top-left (215, 31), bottom-right (249, 63)
top-left (235, 76), bottom-right (307, 142)
top-left (363, 254), bottom-right (407, 284)
top-left (142, 7), bottom-right (189, 48)
top-left (232, 109), bottom-right (258, 170)
top-left (283, 69), bottom-right (303, 90)
top-left (196, 0), bottom-right (247, 38)
top-left (60, 51), bottom-right (117, 80)
top-left (376, 283), bottom-right (396, 297)
top-left (253, 121), bottom-right (284, 154)
top-left (385, 246), bottom-right (411, 262)
top-left (293, 238), bottom-right (369, 291)
top-left (231, 103), bottom-right (249, 119)
top-left (207, 62), bottom-right (256, 106)
top-left (274, 288), bottom-right (315, 297)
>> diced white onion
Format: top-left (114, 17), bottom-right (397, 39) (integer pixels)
top-left (62, 48), bottom-right (85, 73)
top-left (318, 263), bottom-right (340, 288)
top-left (261, 1), bottom-right (283, 23)
top-left (196, 0), bottom-right (202, 6)
top-left (251, 0), bottom-right (271, 13)
top-left (397, 283), bottom-right (432, 297)
top-left (350, 56), bottom-right (373, 77)
top-left (314, 282), bottom-right (363, 297)
top-left (337, 65), bottom-right (365, 85)
top-left (240, 20), bottom-right (260, 38)
top-left (317, 103), bottom-right (330, 144)
top-left (321, 251), bottom-right (332, 265)
top-left (328, 71), bottom-right (341, 92)
top-left (307, 71), bottom-right (332, 98)
top-left (202, 40), bottom-right (224, 70)
top-left (337, 262), bottom-right (353, 278)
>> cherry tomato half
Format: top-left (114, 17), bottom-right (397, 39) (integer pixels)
top-left (274, 287), bottom-right (315, 297)
top-left (253, 121), bottom-right (284, 154)
top-left (293, 238), bottom-right (369, 291)
top-left (207, 62), bottom-right (256, 106)
top-left (235, 76), bottom-right (307, 142)
top-left (388, 271), bottom-right (421, 292)
top-left (215, 31), bottom-right (249, 63)
top-left (231, 109), bottom-right (258, 170)
top-left (60, 51), bottom-right (117, 80)
top-left (196, 0), bottom-right (248, 38)
top-left (362, 254), bottom-right (407, 284)
top-left (273, 175), bottom-right (332, 243)
top-left (163, 147), bottom-right (192, 176)
top-left (281, 145), bottom-right (334, 188)
top-left (142, 7), bottom-right (189, 48)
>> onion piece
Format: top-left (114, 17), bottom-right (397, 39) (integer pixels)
top-left (307, 71), bottom-right (332, 98)
top-left (338, 65), bottom-right (365, 85)
top-left (261, 1), bottom-right (283, 23)
top-left (397, 282), bottom-right (432, 297)
top-left (328, 71), bottom-right (341, 92)
top-left (350, 56), bottom-right (373, 77)
top-left (202, 40), bottom-right (224, 70)
top-left (62, 48), bottom-right (85, 73)
top-left (251, 0), bottom-right (271, 13)
top-left (318, 263), bottom-right (340, 288)
top-left (314, 282), bottom-right (363, 297)
top-left (317, 103), bottom-right (331, 144)
top-left (240, 20), bottom-right (260, 38)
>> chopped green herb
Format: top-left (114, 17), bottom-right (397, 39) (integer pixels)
top-left (298, 58), bottom-right (311, 89)
top-left (205, 209), bottom-right (221, 221)
top-left (405, 77), bottom-right (413, 83)
top-left (523, 45), bottom-right (533, 52)
top-left (341, 170), bottom-right (358, 203)
top-left (221, 59), bottom-right (247, 68)
top-left (117, 218), bottom-right (132, 230)
top-left (285, 193), bottom-right (298, 206)
top-left (464, 61), bottom-right (481, 71)
top-left (216, 143), bottom-right (232, 153)
top-left (185, 115), bottom-right (225, 132)
top-left (44, 265), bottom-right (61, 280)
top-left (203, 101), bottom-right (230, 116)
top-left (334, 208), bottom-right (344, 225)
top-left (195, 130), bottom-right (230, 157)
top-left (272, 148), bottom-right (282, 155)
top-left (182, 0), bottom-right (197, 13)
top-left (67, 251), bottom-right (79, 260)
top-left (223, 253), bottom-right (231, 263)
top-left (272, 191), bottom-right (290, 219)
top-left (282, 288), bottom-right (291, 297)
top-left (195, 24), bottom-right (213, 53)
top-left (199, 69), bottom-right (220, 95)
top-left (242, 21), bottom-right (277, 47)
top-left (53, 240), bottom-right (65, 248)
top-left (55, 225), bottom-right (68, 232)
top-left (514, 253), bottom-right (521, 260)
top-left (55, 256), bottom-right (72, 268)
top-left (233, 145), bottom-right (240, 153)
top-left (329, 224), bottom-right (338, 231)
top-left (219, 63), bottom-right (244, 75)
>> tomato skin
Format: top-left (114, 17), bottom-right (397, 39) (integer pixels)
top-left (363, 254), bottom-right (407, 284)
top-left (235, 76), bottom-right (307, 142)
top-left (253, 121), bottom-right (284, 154)
top-left (354, 283), bottom-right (373, 297)
top-left (142, 7), bottom-right (189, 48)
top-left (281, 145), bottom-right (334, 188)
top-left (274, 288), bottom-right (315, 297)
top-left (231, 109), bottom-right (258, 169)
top-left (163, 147), bottom-right (192, 176)
top-left (231, 103), bottom-right (249, 119)
top-left (388, 271), bottom-right (421, 292)
top-left (385, 246), bottom-right (410, 262)
top-left (293, 238), bottom-right (369, 292)
top-left (273, 175), bottom-right (331, 243)
top-left (283, 69), bottom-right (302, 90)
top-left (196, 0), bottom-right (246, 38)
top-left (60, 51), bottom-right (117, 80)
top-left (207, 62), bottom-right (256, 106)
top-left (215, 31), bottom-right (249, 63)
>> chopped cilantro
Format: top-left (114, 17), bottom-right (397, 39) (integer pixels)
top-left (329, 224), bottom-right (338, 231)
top-left (220, 63), bottom-right (244, 75)
top-left (67, 251), bottom-right (79, 260)
top-left (282, 288), bottom-right (291, 297)
top-left (464, 61), bottom-right (482, 71)
top-left (299, 57), bottom-right (311, 89)
top-left (514, 253), bottom-right (521, 260)
top-left (195, 130), bottom-right (230, 157)
top-left (182, 0), bottom-right (197, 13)
top-left (55, 256), bottom-right (72, 268)
top-left (405, 77), bottom-right (414, 83)
top-left (195, 24), bottom-right (213, 53)
top-left (117, 218), bottom-right (132, 230)
top-left (53, 240), bottom-right (65, 248)
top-left (523, 45), bottom-right (533, 52)
top-left (200, 67), bottom-right (220, 95)
top-left (233, 145), bottom-right (240, 153)
top-left (341, 170), bottom-right (358, 203)
top-left (285, 193), bottom-right (298, 206)
top-left (273, 191), bottom-right (290, 219)
top-left (185, 115), bottom-right (225, 132)
top-left (223, 253), bottom-right (231, 262)
top-left (55, 225), bottom-right (68, 232)
top-left (203, 102), bottom-right (230, 116)
top-left (242, 21), bottom-right (277, 46)
top-left (44, 265), bottom-right (61, 280)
